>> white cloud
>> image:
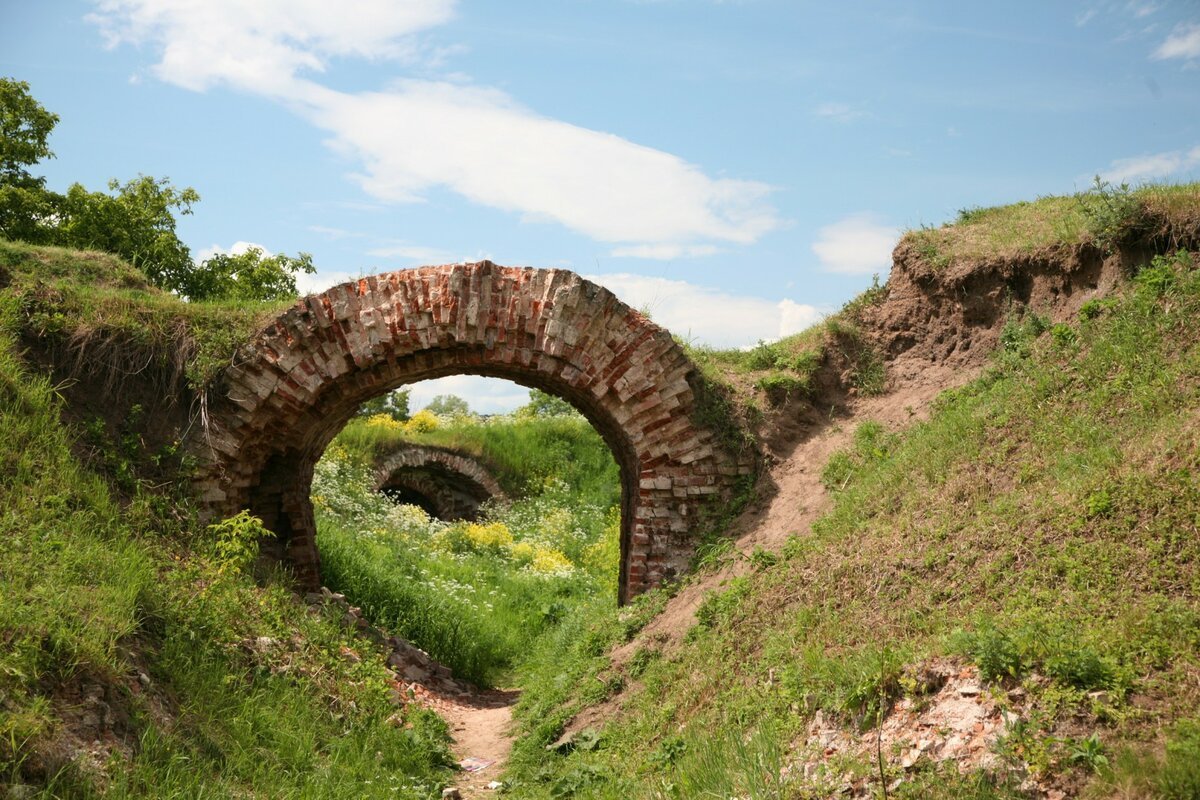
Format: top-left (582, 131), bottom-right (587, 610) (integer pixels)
top-left (310, 80), bottom-right (779, 244)
top-left (295, 269), bottom-right (362, 296)
top-left (1099, 144), bottom-right (1200, 183)
top-left (88, 0), bottom-right (456, 92)
top-left (1153, 22), bottom-right (1200, 60)
top-left (88, 0), bottom-right (781, 249)
top-left (587, 273), bottom-right (826, 349)
top-left (811, 214), bottom-right (899, 276)
top-left (195, 240), bottom-right (272, 262)
top-left (366, 243), bottom-right (458, 263)
top-left (814, 102), bottom-right (863, 122)
top-left (407, 375), bottom-right (531, 415)
top-left (609, 244), bottom-right (719, 260)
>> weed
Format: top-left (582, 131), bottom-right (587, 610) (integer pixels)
top-left (1078, 176), bottom-right (1145, 251)
top-left (1068, 733), bottom-right (1108, 772)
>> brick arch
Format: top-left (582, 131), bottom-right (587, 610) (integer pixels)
top-left (374, 445), bottom-right (506, 522)
top-left (190, 261), bottom-right (753, 603)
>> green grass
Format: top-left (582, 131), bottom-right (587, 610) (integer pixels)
top-left (336, 410), bottom-right (620, 506)
top-left (313, 419), bottom-right (622, 686)
top-left (0, 255), bottom-right (455, 797)
top-left (905, 181), bottom-right (1200, 270)
top-left (500, 249), bottom-right (1200, 797)
top-left (0, 237), bottom-right (285, 390)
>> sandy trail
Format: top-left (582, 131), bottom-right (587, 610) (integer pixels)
top-left (414, 684), bottom-right (518, 798)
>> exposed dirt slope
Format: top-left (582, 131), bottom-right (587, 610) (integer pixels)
top-left (566, 238), bottom-right (1175, 738)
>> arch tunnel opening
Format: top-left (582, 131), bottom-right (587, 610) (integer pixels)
top-left (307, 374), bottom-right (625, 685)
top-left (191, 262), bottom-right (756, 685)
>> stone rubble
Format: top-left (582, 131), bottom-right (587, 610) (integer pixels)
top-left (783, 659), bottom-right (1064, 798)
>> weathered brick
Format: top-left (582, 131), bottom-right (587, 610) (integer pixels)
top-left (186, 261), bottom-right (757, 604)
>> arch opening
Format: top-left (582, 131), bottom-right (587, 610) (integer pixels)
top-left (191, 262), bottom-right (754, 603)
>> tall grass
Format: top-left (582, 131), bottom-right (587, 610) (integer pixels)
top-left (0, 286), bottom-right (454, 796)
top-left (313, 414), bottom-right (622, 687)
top-left (502, 250), bottom-right (1200, 796)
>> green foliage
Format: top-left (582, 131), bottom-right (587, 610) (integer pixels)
top-left (506, 246), bottom-right (1200, 796)
top-left (1078, 175), bottom-right (1145, 251)
top-left (207, 510), bottom-right (274, 575)
top-left (953, 624), bottom-right (1023, 682)
top-left (337, 404), bottom-right (620, 507)
top-left (1068, 733), bottom-right (1108, 772)
top-left (0, 78), bottom-right (61, 243)
top-left (902, 183), bottom-right (1200, 271)
top-left (780, 646), bottom-right (907, 728)
top-left (0, 77), bottom-right (57, 187)
top-left (1098, 721), bottom-right (1200, 799)
top-left (0, 317), bottom-right (455, 795)
top-left (694, 577), bottom-right (750, 630)
top-left (423, 393), bottom-right (471, 417)
top-left (357, 387), bottom-right (412, 421)
top-left (313, 419), bottom-right (621, 685)
top-left (55, 175), bottom-right (200, 292)
top-left (178, 245), bottom-right (316, 301)
top-left (820, 420), bottom-right (896, 492)
top-left (520, 388), bottom-right (580, 417)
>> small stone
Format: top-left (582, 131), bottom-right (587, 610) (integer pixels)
top-left (958, 683), bottom-right (981, 697)
top-left (442, 789), bottom-right (462, 800)
top-left (1007, 686), bottom-right (1026, 700)
top-left (137, 672), bottom-right (151, 687)
top-left (486, 781), bottom-right (505, 791)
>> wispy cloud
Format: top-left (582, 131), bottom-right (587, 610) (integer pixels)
top-left (366, 243), bottom-right (458, 263)
top-left (587, 273), bottom-right (825, 348)
top-left (88, 0), bottom-right (781, 250)
top-left (609, 244), bottom-right (718, 260)
top-left (307, 225), bottom-right (364, 240)
top-left (811, 214), bottom-right (899, 276)
top-left (1128, 1), bottom-right (1160, 20)
top-left (1099, 144), bottom-right (1200, 183)
top-left (813, 102), bottom-right (864, 122)
top-left (1153, 22), bottom-right (1200, 60)
top-left (195, 239), bottom-right (272, 262)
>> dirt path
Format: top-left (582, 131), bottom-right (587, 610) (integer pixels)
top-left (411, 683), bottom-right (518, 797)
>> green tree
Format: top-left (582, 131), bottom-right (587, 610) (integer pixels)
top-left (56, 175), bottom-right (199, 292)
top-left (357, 388), bottom-right (411, 421)
top-left (519, 388), bottom-right (578, 417)
top-left (424, 394), bottom-right (471, 417)
top-left (179, 246), bottom-right (316, 301)
top-left (0, 77), bottom-right (61, 243)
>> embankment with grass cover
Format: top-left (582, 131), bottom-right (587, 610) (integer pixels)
top-left (0, 241), bottom-right (458, 797)
top-left (499, 186), bottom-right (1200, 799)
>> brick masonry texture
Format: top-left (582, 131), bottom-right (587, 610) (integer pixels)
top-left (373, 445), bottom-right (506, 522)
top-left (188, 262), bottom-right (755, 603)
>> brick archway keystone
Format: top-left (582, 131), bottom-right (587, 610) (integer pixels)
top-left (189, 261), bottom-right (754, 603)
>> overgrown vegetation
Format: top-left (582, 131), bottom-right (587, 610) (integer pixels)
top-left (0, 291), bottom-right (456, 796)
top-left (499, 248), bottom-right (1200, 797)
top-left (908, 180), bottom-right (1200, 269)
top-left (314, 401), bottom-right (622, 686)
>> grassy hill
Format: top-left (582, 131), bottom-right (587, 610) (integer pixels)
top-left (2, 181), bottom-right (1199, 798)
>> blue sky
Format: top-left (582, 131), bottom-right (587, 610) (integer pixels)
top-left (3, 0), bottom-right (1199, 411)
